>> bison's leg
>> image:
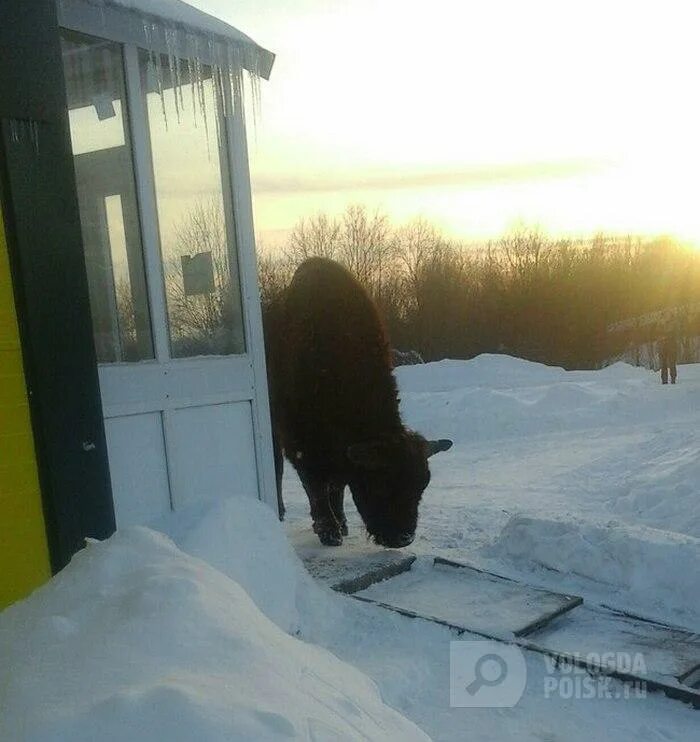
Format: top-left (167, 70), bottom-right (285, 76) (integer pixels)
top-left (297, 468), bottom-right (344, 546)
top-left (310, 485), bottom-right (344, 547)
top-left (329, 485), bottom-right (348, 536)
top-left (272, 428), bottom-right (285, 521)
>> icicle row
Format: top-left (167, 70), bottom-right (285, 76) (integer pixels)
top-left (59, 0), bottom-right (266, 147)
top-left (138, 12), bottom-right (261, 133)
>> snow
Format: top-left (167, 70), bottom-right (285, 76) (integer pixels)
top-left (486, 516), bottom-right (700, 623)
top-left (88, 0), bottom-right (268, 54)
top-left (157, 496), bottom-right (316, 635)
top-left (385, 356), bottom-right (700, 627)
top-left (530, 606), bottom-right (699, 680)
top-left (287, 356), bottom-right (700, 627)
top-left (281, 356), bottom-right (700, 737)
top-left (59, 0), bottom-right (274, 135)
top-left (2, 354), bottom-right (699, 740)
top-left (0, 526), bottom-right (427, 741)
top-left (356, 558), bottom-right (579, 637)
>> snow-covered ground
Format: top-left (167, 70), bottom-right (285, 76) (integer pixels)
top-left (1, 356), bottom-right (698, 740)
top-left (283, 356), bottom-right (700, 738)
top-left (286, 355), bottom-right (700, 629)
top-left (0, 520), bottom-right (428, 741)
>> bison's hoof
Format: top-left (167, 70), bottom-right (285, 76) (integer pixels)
top-left (317, 529), bottom-right (343, 546)
top-left (340, 520), bottom-right (349, 536)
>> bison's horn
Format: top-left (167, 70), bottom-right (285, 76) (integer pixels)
top-left (427, 439), bottom-right (453, 457)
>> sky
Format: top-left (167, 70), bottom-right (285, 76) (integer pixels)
top-left (187, 0), bottom-right (700, 249)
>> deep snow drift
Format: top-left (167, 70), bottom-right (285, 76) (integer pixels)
top-left (0, 523), bottom-right (427, 741)
top-left (3, 496), bottom-right (696, 742)
top-left (2, 355), bottom-right (698, 741)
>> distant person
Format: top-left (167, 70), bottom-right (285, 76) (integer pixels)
top-left (659, 330), bottom-right (678, 385)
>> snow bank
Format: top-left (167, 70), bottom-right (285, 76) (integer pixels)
top-left (607, 437), bottom-right (700, 538)
top-left (398, 355), bottom-right (672, 445)
top-left (487, 515), bottom-right (700, 622)
top-left (0, 527), bottom-right (429, 742)
top-left (158, 496), bottom-right (340, 636)
top-left (396, 355), bottom-right (653, 394)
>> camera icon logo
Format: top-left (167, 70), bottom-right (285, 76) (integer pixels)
top-left (450, 640), bottom-right (527, 707)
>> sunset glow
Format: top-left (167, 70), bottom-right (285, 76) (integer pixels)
top-left (195, 0), bottom-right (700, 248)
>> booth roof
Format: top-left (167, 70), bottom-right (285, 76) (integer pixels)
top-left (96, 0), bottom-right (274, 78)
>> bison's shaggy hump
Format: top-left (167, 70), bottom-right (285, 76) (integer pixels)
top-left (265, 257), bottom-right (452, 547)
top-left (279, 257), bottom-right (403, 448)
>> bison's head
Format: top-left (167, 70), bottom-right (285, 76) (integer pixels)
top-left (347, 431), bottom-right (453, 548)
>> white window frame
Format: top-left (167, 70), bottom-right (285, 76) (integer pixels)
top-left (57, 1), bottom-right (278, 511)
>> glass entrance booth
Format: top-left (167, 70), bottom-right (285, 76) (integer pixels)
top-left (57, 0), bottom-right (277, 526)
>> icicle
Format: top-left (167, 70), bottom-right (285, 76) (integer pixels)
top-left (246, 46), bottom-right (261, 131)
top-left (141, 21), bottom-right (165, 129)
top-left (152, 28), bottom-right (168, 130)
top-left (226, 43), bottom-right (238, 120)
top-left (175, 46), bottom-right (185, 115)
top-left (142, 21), bottom-right (157, 90)
top-left (212, 57), bottom-right (225, 154)
top-left (142, 17), bottom-right (151, 50)
top-left (227, 42), bottom-right (244, 121)
top-left (217, 42), bottom-right (230, 154)
top-left (102, 3), bottom-right (267, 139)
top-left (194, 42), bottom-right (210, 156)
top-left (186, 35), bottom-right (198, 128)
top-left (164, 25), bottom-right (180, 123)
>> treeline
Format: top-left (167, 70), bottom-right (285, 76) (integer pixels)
top-left (258, 205), bottom-right (700, 369)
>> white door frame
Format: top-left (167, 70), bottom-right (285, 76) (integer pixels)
top-left (58, 6), bottom-right (278, 514)
top-left (225, 91), bottom-right (278, 509)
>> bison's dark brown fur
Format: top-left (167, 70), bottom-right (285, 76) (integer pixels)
top-left (265, 257), bottom-right (452, 547)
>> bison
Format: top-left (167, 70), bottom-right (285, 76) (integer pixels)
top-left (265, 257), bottom-right (452, 548)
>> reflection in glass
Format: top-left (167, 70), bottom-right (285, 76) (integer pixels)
top-left (61, 31), bottom-right (154, 362)
top-left (141, 52), bottom-right (246, 358)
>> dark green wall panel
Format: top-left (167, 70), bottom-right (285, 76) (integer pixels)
top-left (0, 0), bottom-right (115, 570)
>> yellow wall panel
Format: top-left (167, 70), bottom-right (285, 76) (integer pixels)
top-left (0, 348), bottom-right (25, 375)
top-left (0, 458), bottom-right (41, 498)
top-left (0, 202), bottom-right (51, 610)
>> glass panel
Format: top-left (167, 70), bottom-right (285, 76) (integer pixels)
top-left (140, 52), bottom-right (246, 358)
top-left (60, 31), bottom-right (154, 363)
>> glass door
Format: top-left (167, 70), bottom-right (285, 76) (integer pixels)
top-left (60, 30), bottom-right (268, 527)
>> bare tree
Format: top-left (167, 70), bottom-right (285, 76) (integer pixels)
top-left (339, 205), bottom-right (395, 294)
top-left (114, 276), bottom-right (138, 359)
top-left (286, 212), bottom-right (341, 263)
top-left (395, 218), bottom-right (448, 315)
top-left (260, 204), bottom-right (700, 368)
top-left (258, 247), bottom-right (294, 306)
top-left (164, 198), bottom-right (243, 356)
top-left (499, 224), bottom-right (547, 280)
